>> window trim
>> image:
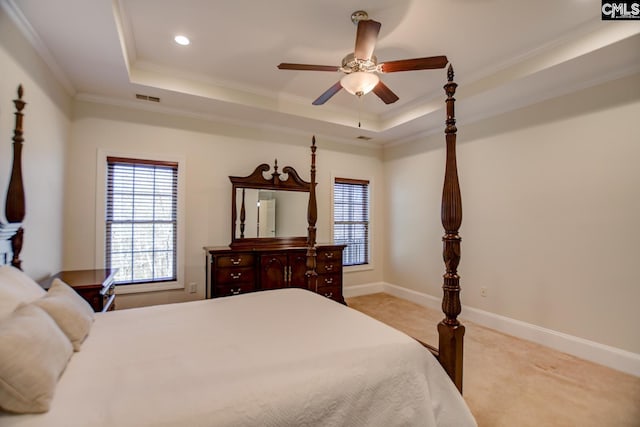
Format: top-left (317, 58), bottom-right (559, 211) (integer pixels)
top-left (96, 150), bottom-right (186, 294)
top-left (330, 173), bottom-right (374, 273)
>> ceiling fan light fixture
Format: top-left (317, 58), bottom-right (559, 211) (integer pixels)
top-left (340, 72), bottom-right (379, 96)
top-left (174, 35), bottom-right (190, 46)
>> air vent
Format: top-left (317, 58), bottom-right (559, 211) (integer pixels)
top-left (135, 94), bottom-right (160, 102)
top-left (356, 135), bottom-right (372, 141)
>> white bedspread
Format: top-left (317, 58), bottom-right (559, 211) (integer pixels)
top-left (0, 288), bottom-right (476, 426)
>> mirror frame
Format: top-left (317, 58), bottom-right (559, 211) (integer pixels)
top-left (229, 160), bottom-right (311, 249)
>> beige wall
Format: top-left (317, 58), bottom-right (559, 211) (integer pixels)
top-left (0, 7), bottom-right (70, 280)
top-left (384, 72), bottom-right (640, 354)
top-left (65, 101), bottom-right (385, 308)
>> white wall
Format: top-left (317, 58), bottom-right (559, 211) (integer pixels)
top-left (65, 100), bottom-right (384, 307)
top-left (384, 72), bottom-right (640, 354)
top-left (273, 191), bottom-right (308, 237)
top-left (0, 6), bottom-right (70, 280)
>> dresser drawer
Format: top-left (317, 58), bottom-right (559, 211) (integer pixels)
top-left (316, 285), bottom-right (342, 302)
top-left (316, 249), bottom-right (342, 262)
top-left (215, 267), bottom-right (255, 284)
top-left (214, 282), bottom-right (256, 297)
top-left (317, 273), bottom-right (341, 288)
top-left (215, 254), bottom-right (255, 268)
top-left (316, 259), bottom-right (340, 274)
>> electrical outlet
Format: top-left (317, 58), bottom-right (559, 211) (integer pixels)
top-left (480, 287), bottom-right (488, 297)
top-left (188, 282), bottom-right (197, 294)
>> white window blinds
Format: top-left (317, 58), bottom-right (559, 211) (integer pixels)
top-left (333, 178), bottom-right (369, 266)
top-left (106, 157), bottom-right (178, 285)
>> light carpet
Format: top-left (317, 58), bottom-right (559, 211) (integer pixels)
top-left (346, 293), bottom-right (640, 427)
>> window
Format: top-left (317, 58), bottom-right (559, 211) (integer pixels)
top-left (333, 178), bottom-right (369, 266)
top-left (105, 157), bottom-right (178, 285)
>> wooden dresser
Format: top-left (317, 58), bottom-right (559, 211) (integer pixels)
top-left (204, 244), bottom-right (345, 304)
top-left (213, 150), bottom-right (345, 304)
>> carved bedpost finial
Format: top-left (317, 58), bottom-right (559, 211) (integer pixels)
top-left (444, 67), bottom-right (458, 136)
top-left (13, 85), bottom-right (26, 139)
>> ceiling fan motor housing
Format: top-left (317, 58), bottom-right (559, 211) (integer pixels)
top-left (350, 10), bottom-right (369, 24)
top-left (341, 53), bottom-right (378, 74)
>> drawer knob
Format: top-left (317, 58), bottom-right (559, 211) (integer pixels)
top-left (324, 278), bottom-right (333, 284)
top-left (324, 292), bottom-right (333, 298)
top-left (325, 264), bottom-right (333, 271)
top-left (325, 253), bottom-right (334, 259)
top-left (230, 272), bottom-right (242, 279)
top-left (231, 258), bottom-right (241, 265)
top-left (231, 288), bottom-right (242, 295)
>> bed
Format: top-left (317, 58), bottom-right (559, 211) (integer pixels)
top-left (0, 69), bottom-right (475, 426)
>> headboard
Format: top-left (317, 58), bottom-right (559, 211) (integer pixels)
top-left (1, 85), bottom-right (26, 269)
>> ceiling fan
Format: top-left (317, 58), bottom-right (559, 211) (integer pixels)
top-left (277, 10), bottom-right (448, 106)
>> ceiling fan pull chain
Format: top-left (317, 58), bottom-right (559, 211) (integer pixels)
top-left (358, 94), bottom-right (362, 128)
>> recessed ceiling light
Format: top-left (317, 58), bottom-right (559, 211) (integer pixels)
top-left (174, 35), bottom-right (190, 46)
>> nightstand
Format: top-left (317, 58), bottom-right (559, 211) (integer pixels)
top-left (41, 269), bottom-right (117, 312)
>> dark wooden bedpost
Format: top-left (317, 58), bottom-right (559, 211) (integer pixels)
top-left (305, 136), bottom-right (318, 291)
top-left (239, 188), bottom-right (246, 238)
top-left (5, 85), bottom-right (26, 270)
top-left (438, 65), bottom-right (465, 393)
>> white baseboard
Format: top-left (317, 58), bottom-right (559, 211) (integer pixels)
top-left (346, 282), bottom-right (640, 378)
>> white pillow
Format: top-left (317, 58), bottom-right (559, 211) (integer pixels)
top-left (33, 278), bottom-right (95, 351)
top-left (0, 266), bottom-right (47, 320)
top-left (0, 303), bottom-right (73, 413)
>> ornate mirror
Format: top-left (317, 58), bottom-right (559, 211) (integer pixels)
top-left (230, 160), bottom-right (311, 249)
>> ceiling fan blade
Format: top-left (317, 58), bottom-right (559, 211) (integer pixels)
top-left (379, 56), bottom-right (449, 73)
top-left (354, 20), bottom-right (381, 61)
top-left (312, 81), bottom-right (343, 105)
top-left (372, 80), bottom-right (399, 104)
top-left (278, 63), bottom-right (340, 72)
